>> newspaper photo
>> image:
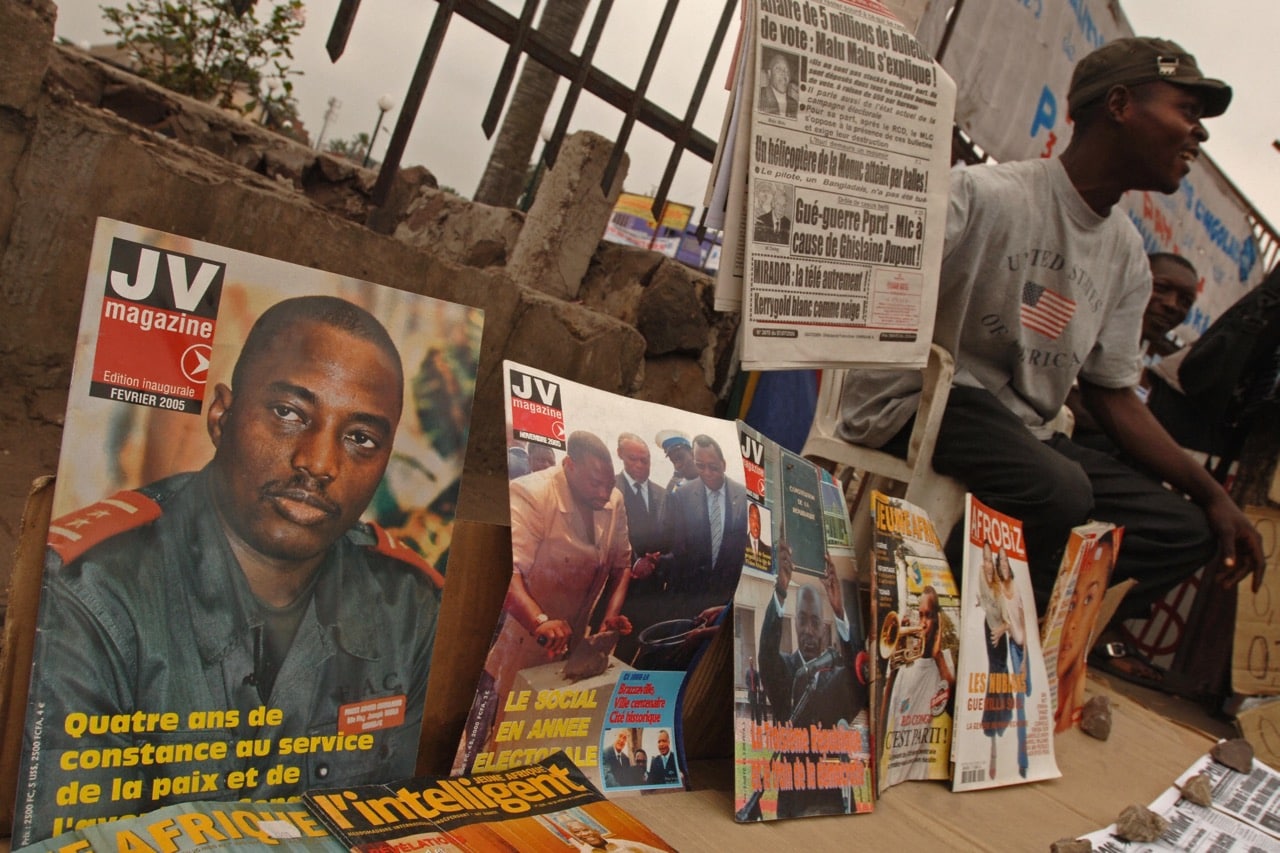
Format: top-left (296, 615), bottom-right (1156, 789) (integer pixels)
top-left (951, 495), bottom-right (1060, 791)
top-left (451, 362), bottom-right (748, 797)
top-left (733, 423), bottom-right (873, 821)
top-left (1039, 521), bottom-right (1122, 734)
top-left (1081, 749), bottom-right (1280, 851)
top-left (869, 491), bottom-right (958, 793)
top-left (737, 0), bottom-right (956, 369)
top-left (305, 751), bottom-right (676, 852)
top-left (14, 218), bottom-right (482, 845)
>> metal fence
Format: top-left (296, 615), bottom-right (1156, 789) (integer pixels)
top-left (325, 0), bottom-right (738, 225)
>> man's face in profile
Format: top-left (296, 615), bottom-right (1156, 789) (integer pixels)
top-left (667, 444), bottom-right (698, 480)
top-left (208, 320), bottom-right (402, 567)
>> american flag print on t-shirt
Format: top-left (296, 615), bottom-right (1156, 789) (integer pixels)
top-left (1020, 281), bottom-right (1076, 340)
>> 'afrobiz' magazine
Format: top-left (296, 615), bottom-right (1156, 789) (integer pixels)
top-left (951, 495), bottom-right (1060, 791)
top-left (733, 423), bottom-right (873, 821)
top-left (451, 362), bottom-right (748, 797)
top-left (15, 218), bottom-right (481, 845)
top-left (304, 751), bottom-right (675, 852)
top-left (869, 491), bottom-right (958, 793)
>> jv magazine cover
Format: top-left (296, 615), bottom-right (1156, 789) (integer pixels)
top-left (15, 218), bottom-right (482, 844)
top-left (732, 423), bottom-right (873, 821)
top-left (451, 362), bottom-right (749, 798)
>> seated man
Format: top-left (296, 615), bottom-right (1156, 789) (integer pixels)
top-left (1068, 251), bottom-right (1199, 449)
top-left (838, 38), bottom-right (1263, 681)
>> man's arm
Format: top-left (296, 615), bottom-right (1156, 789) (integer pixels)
top-left (1080, 379), bottom-right (1264, 589)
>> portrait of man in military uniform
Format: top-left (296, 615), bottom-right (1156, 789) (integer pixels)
top-left (18, 294), bottom-right (449, 842)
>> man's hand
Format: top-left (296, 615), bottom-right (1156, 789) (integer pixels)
top-left (775, 539), bottom-right (794, 601)
top-left (1205, 494), bottom-right (1266, 592)
top-left (822, 553), bottom-right (844, 620)
top-left (632, 552), bottom-right (660, 581)
top-left (534, 619), bottom-right (572, 657)
top-left (601, 614), bottom-right (633, 635)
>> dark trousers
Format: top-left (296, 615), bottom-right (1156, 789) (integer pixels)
top-left (888, 385), bottom-right (1215, 618)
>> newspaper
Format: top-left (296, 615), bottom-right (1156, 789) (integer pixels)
top-left (14, 219), bottom-right (481, 845)
top-left (733, 424), bottom-right (873, 821)
top-left (18, 800), bottom-right (347, 853)
top-left (450, 362), bottom-right (747, 797)
top-left (869, 491), bottom-right (958, 792)
top-left (951, 495), bottom-right (1060, 791)
top-left (304, 751), bottom-right (676, 852)
top-left (721, 0), bottom-right (955, 369)
top-left (1039, 521), bottom-right (1122, 733)
top-left (1081, 750), bottom-right (1280, 851)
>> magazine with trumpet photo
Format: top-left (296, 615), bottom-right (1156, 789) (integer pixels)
top-left (869, 491), bottom-right (959, 793)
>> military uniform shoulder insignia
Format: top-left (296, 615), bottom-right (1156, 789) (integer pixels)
top-left (367, 523), bottom-right (445, 590)
top-left (47, 490), bottom-right (162, 564)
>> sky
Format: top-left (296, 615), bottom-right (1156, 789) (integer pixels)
top-left (53, 1), bottom-right (1280, 229)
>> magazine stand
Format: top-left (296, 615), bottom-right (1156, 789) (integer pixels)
top-left (800, 344), bottom-right (965, 568)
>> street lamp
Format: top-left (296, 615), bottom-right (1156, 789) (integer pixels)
top-left (363, 94), bottom-right (395, 168)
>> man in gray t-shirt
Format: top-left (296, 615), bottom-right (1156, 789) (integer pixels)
top-left (840, 38), bottom-right (1263, 628)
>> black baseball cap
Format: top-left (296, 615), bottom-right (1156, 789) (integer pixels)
top-left (1067, 37), bottom-right (1232, 119)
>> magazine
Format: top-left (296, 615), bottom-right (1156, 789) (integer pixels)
top-left (868, 491), bottom-right (958, 792)
top-left (732, 424), bottom-right (873, 821)
top-left (14, 218), bottom-right (482, 845)
top-left (1080, 748), bottom-right (1280, 850)
top-left (18, 800), bottom-right (347, 853)
top-left (710, 0), bottom-right (956, 369)
top-left (451, 362), bottom-right (748, 796)
top-left (951, 495), bottom-right (1060, 791)
top-left (1039, 521), bottom-right (1122, 733)
top-left (305, 751), bottom-right (676, 852)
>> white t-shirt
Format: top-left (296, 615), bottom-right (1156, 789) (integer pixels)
top-left (840, 158), bottom-right (1149, 447)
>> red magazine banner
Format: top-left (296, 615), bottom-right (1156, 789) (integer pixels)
top-left (509, 367), bottom-right (566, 450)
top-left (89, 238), bottom-right (226, 413)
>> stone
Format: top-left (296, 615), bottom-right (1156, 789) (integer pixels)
top-left (509, 131), bottom-right (628, 300)
top-left (1049, 839), bottom-right (1091, 853)
top-left (635, 356), bottom-right (717, 416)
top-left (1210, 738), bottom-right (1254, 773)
top-left (0, 0), bottom-right (55, 115)
top-left (1079, 694), bottom-right (1113, 740)
top-left (1113, 805), bottom-right (1168, 843)
top-left (1179, 773), bottom-right (1213, 807)
top-left (637, 261), bottom-right (711, 356)
top-left (396, 189), bottom-right (524, 269)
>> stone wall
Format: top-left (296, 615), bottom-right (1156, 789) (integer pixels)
top-left (0, 0), bottom-right (738, 578)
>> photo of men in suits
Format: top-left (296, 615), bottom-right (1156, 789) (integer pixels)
top-left (657, 434), bottom-right (749, 620)
top-left (753, 182), bottom-right (792, 245)
top-left (615, 433), bottom-right (668, 663)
